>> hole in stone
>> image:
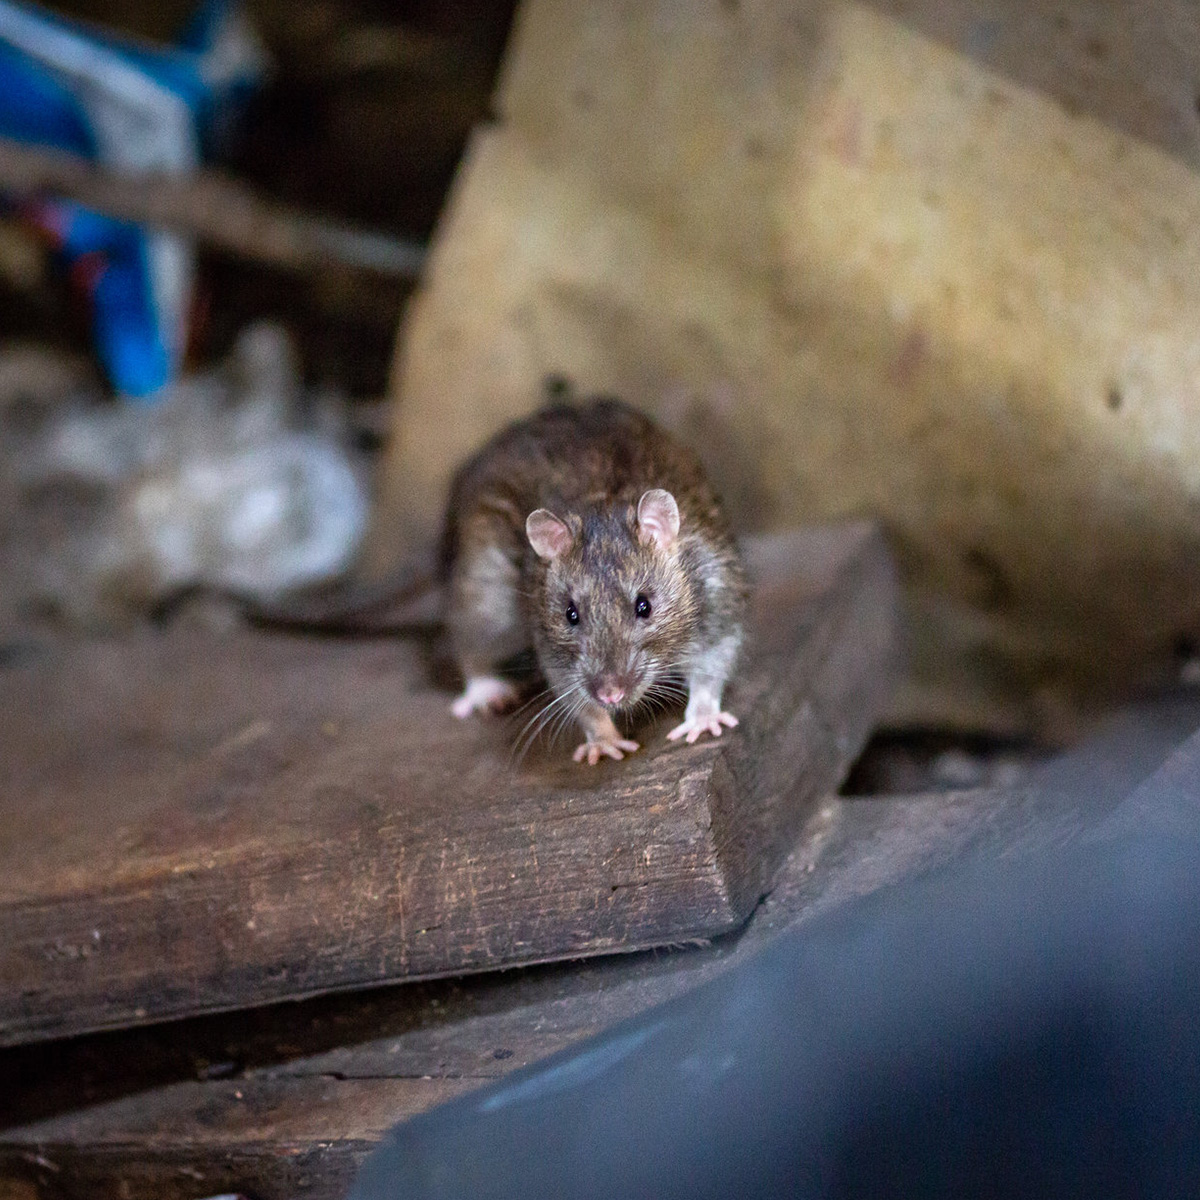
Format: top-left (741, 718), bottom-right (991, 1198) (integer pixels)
top-left (542, 373), bottom-right (573, 400)
top-left (1106, 384), bottom-right (1123, 412)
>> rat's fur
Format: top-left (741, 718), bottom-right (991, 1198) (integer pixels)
top-left (444, 399), bottom-right (748, 764)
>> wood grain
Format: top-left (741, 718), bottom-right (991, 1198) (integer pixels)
top-left (0, 522), bottom-right (897, 1046)
top-left (0, 789), bottom-right (996, 1200)
top-left (7, 696), bottom-right (1200, 1200)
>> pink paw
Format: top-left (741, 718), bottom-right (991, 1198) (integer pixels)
top-left (451, 676), bottom-right (520, 719)
top-left (666, 711), bottom-right (738, 744)
top-left (572, 737), bottom-right (640, 766)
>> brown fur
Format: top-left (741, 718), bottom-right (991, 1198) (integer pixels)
top-left (443, 399), bottom-right (747, 733)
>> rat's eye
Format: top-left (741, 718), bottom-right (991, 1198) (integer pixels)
top-left (634, 593), bottom-right (652, 619)
top-left (565, 601), bottom-right (580, 626)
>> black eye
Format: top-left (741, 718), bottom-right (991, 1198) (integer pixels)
top-left (565, 601), bottom-right (579, 626)
top-left (634, 593), bottom-right (652, 619)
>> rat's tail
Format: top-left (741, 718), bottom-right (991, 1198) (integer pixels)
top-left (244, 549), bottom-right (442, 633)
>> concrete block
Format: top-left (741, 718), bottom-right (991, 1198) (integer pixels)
top-left (373, 1), bottom-right (1200, 735)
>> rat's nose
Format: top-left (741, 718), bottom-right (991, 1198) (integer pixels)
top-left (593, 677), bottom-right (627, 706)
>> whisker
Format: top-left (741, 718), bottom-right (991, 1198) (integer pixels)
top-left (507, 685), bottom-right (555, 723)
top-left (534, 697), bottom-right (586, 762)
top-left (512, 694), bottom-right (566, 762)
top-left (646, 680), bottom-right (688, 701)
top-left (548, 690), bottom-right (589, 747)
top-left (519, 690), bottom-right (574, 748)
top-left (634, 683), bottom-right (686, 723)
top-left (642, 680), bottom-right (688, 705)
top-left (632, 676), bottom-right (689, 725)
top-left (512, 683), bottom-right (586, 763)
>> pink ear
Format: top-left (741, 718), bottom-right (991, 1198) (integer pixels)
top-left (526, 509), bottom-right (574, 560)
top-left (637, 489), bottom-right (680, 551)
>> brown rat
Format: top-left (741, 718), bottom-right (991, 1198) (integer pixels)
top-left (253, 395), bottom-right (748, 764)
top-left (441, 398), bottom-right (748, 764)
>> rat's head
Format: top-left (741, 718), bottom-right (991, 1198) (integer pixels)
top-left (526, 489), bottom-right (698, 713)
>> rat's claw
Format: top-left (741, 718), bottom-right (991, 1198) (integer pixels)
top-left (573, 737), bottom-right (640, 765)
top-left (667, 711), bottom-right (739, 744)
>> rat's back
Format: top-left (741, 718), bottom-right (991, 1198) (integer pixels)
top-left (443, 399), bottom-right (719, 559)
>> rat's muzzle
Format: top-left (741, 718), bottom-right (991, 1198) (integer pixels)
top-left (591, 674), bottom-right (634, 708)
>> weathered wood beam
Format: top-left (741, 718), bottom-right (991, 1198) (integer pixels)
top-left (0, 522), bottom-right (897, 1046)
top-left (7, 695), bottom-right (1200, 1200)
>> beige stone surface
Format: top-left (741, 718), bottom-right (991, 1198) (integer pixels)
top-left (374, 0), bottom-right (1200, 735)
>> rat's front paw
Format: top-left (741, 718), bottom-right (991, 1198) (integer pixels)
top-left (572, 736), bottom-right (641, 765)
top-left (667, 711), bottom-right (738, 744)
top-left (451, 676), bottom-right (520, 719)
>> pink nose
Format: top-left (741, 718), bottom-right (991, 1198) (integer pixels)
top-left (594, 680), bottom-right (626, 706)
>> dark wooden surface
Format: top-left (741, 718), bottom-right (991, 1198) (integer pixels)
top-left (4, 697), bottom-right (1199, 1200)
top-left (0, 789), bottom-right (998, 1200)
top-left (0, 522), bottom-right (897, 1046)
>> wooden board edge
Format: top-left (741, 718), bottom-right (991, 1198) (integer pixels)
top-left (713, 522), bottom-right (900, 917)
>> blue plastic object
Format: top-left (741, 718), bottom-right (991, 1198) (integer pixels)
top-left (0, 0), bottom-right (265, 398)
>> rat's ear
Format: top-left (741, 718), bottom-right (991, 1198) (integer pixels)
top-left (526, 509), bottom-right (574, 560)
top-left (637, 489), bottom-right (680, 551)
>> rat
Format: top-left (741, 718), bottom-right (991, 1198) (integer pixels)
top-left (441, 398), bottom-right (748, 764)
top-left (255, 395), bottom-right (748, 765)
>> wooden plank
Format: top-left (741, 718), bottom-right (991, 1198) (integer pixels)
top-left (4, 701), bottom-right (1199, 1200)
top-left (0, 522), bottom-right (897, 1046)
top-left (0, 787), bottom-right (1002, 1200)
